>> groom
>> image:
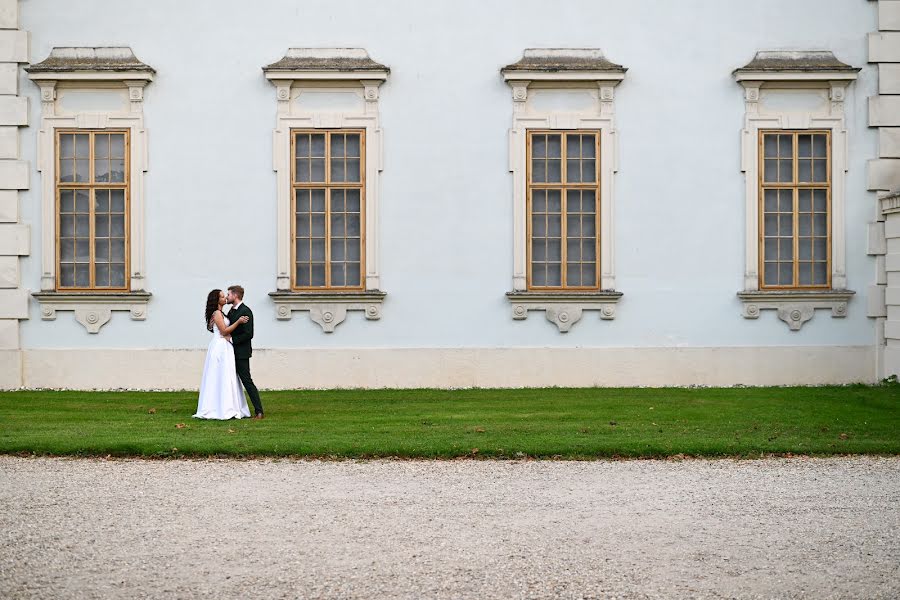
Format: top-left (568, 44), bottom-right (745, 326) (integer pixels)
top-left (226, 285), bottom-right (264, 419)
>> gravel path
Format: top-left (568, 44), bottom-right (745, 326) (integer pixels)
top-left (1, 456), bottom-right (898, 599)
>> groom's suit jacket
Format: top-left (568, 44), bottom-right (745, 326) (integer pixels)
top-left (228, 303), bottom-right (254, 360)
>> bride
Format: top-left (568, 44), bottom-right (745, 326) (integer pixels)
top-left (194, 289), bottom-right (251, 420)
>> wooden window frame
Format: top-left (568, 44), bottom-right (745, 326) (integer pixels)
top-left (757, 129), bottom-right (832, 290)
top-left (55, 129), bottom-right (131, 292)
top-left (290, 128), bottom-right (366, 291)
top-left (526, 129), bottom-right (601, 291)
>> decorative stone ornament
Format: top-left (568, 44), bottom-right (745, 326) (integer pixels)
top-left (269, 291), bottom-right (386, 333)
top-left (263, 49), bottom-right (389, 331)
top-left (27, 48), bottom-right (154, 333)
top-left (734, 51), bottom-right (858, 328)
top-left (506, 291), bottom-right (622, 333)
top-left (32, 292), bottom-right (152, 333)
top-left (737, 290), bottom-right (854, 331)
top-left (502, 49), bottom-right (626, 331)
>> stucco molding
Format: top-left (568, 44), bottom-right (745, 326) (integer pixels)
top-left (737, 290), bottom-right (854, 331)
top-left (503, 48), bottom-right (626, 300)
top-left (264, 48), bottom-right (388, 321)
top-left (506, 291), bottom-right (622, 332)
top-left (32, 291), bottom-right (151, 333)
top-left (735, 50), bottom-right (857, 303)
top-left (268, 291), bottom-right (385, 333)
top-left (881, 191), bottom-right (900, 215)
top-left (26, 47), bottom-right (155, 82)
top-left (28, 49), bottom-right (152, 296)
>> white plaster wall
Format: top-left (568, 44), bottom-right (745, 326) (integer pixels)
top-left (16, 1), bottom-right (879, 356)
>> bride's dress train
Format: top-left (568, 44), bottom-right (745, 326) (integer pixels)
top-left (194, 315), bottom-right (250, 420)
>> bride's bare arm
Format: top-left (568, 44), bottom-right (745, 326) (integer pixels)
top-left (212, 311), bottom-right (248, 336)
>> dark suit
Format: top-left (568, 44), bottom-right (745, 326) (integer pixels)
top-left (228, 302), bottom-right (263, 416)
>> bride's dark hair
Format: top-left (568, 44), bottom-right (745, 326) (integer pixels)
top-left (205, 289), bottom-right (221, 332)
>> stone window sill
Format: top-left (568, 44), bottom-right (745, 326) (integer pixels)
top-left (269, 290), bottom-right (386, 333)
top-left (506, 290), bottom-right (623, 332)
top-left (737, 289), bottom-right (854, 330)
top-left (32, 291), bottom-right (151, 333)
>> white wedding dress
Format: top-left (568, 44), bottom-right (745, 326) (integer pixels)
top-left (194, 313), bottom-right (250, 420)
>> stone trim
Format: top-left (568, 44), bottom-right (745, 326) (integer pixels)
top-left (32, 291), bottom-right (151, 333)
top-left (28, 48), bottom-right (152, 298)
top-left (264, 48), bottom-right (388, 329)
top-left (735, 49), bottom-right (857, 299)
top-left (503, 48), bottom-right (626, 303)
top-left (502, 48), bottom-right (626, 74)
top-left (26, 47), bottom-right (155, 80)
top-left (734, 50), bottom-right (860, 76)
top-left (506, 291), bottom-right (622, 333)
top-left (737, 290), bottom-right (855, 331)
top-left (268, 291), bottom-right (385, 333)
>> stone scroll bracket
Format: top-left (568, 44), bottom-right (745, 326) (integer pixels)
top-left (737, 290), bottom-right (854, 331)
top-left (269, 291), bottom-right (385, 333)
top-left (32, 292), bottom-right (151, 333)
top-left (506, 291), bottom-right (622, 333)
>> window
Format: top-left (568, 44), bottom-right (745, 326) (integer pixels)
top-left (733, 51), bottom-right (858, 330)
top-left (56, 130), bottom-right (129, 290)
top-left (759, 131), bottom-right (830, 289)
top-left (263, 48), bottom-right (388, 332)
top-left (292, 130), bottom-right (364, 290)
top-left (527, 131), bottom-right (599, 290)
top-left (28, 47), bottom-right (153, 334)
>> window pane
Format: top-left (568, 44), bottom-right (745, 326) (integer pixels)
top-left (547, 190), bottom-right (562, 212)
top-left (296, 214), bottom-right (310, 237)
top-left (311, 238), bottom-right (325, 261)
top-left (346, 263), bottom-right (360, 286)
top-left (75, 134), bottom-right (90, 158)
top-left (110, 239), bottom-right (125, 263)
top-left (532, 265), bottom-right (546, 287)
top-left (95, 214), bottom-right (109, 237)
top-left (311, 158), bottom-right (325, 182)
top-left (110, 264), bottom-right (126, 287)
top-left (566, 238), bottom-right (581, 262)
top-left (110, 215), bottom-right (125, 237)
top-left (347, 135), bottom-right (360, 157)
top-left (59, 265), bottom-right (74, 287)
top-left (311, 134), bottom-right (325, 156)
top-left (763, 135), bottom-right (777, 159)
top-left (581, 159), bottom-right (596, 183)
top-left (547, 135), bottom-right (561, 158)
top-left (546, 262), bottom-right (561, 286)
top-left (110, 134), bottom-right (125, 159)
top-left (778, 159), bottom-right (792, 183)
top-left (814, 238), bottom-right (827, 261)
top-left (109, 159), bottom-right (125, 183)
top-left (798, 135), bottom-right (811, 158)
top-left (567, 214), bottom-right (581, 237)
top-left (779, 262), bottom-right (793, 286)
top-left (347, 240), bottom-right (360, 261)
top-left (297, 134), bottom-right (310, 157)
top-left (532, 238), bottom-right (546, 262)
top-left (548, 214), bottom-right (561, 236)
top-left (779, 238), bottom-right (793, 261)
top-left (296, 265), bottom-right (311, 287)
top-left (296, 189), bottom-right (310, 212)
top-left (566, 135), bottom-right (581, 158)
top-left (60, 239), bottom-right (74, 262)
top-left (532, 214), bottom-right (546, 237)
top-left (76, 215), bottom-right (90, 237)
top-left (76, 190), bottom-right (89, 213)
top-left (566, 159), bottom-right (581, 183)
top-left (582, 240), bottom-right (596, 261)
top-left (763, 159), bottom-right (777, 182)
top-left (532, 190), bottom-right (546, 213)
top-left (764, 214), bottom-right (777, 236)
top-left (75, 264), bottom-right (90, 287)
top-left (311, 214), bottom-right (325, 236)
top-left (296, 158), bottom-right (310, 182)
top-left (297, 239), bottom-right (310, 261)
top-left (533, 135), bottom-right (546, 159)
top-left (332, 158), bottom-right (346, 182)
top-left (547, 159), bottom-right (562, 183)
top-left (332, 134), bottom-right (345, 158)
top-left (532, 160), bottom-right (546, 183)
top-left (95, 134), bottom-right (109, 159)
top-left (799, 262), bottom-right (812, 286)
top-left (60, 215), bottom-right (75, 237)
top-left (798, 189), bottom-right (811, 213)
top-left (581, 215), bottom-right (596, 237)
top-left (778, 135), bottom-right (792, 158)
top-left (331, 239), bottom-right (346, 261)
top-left (798, 160), bottom-right (812, 182)
top-left (60, 159), bottom-right (75, 183)
top-left (347, 159), bottom-right (361, 183)
top-left (347, 214), bottom-right (361, 237)
top-left (778, 214), bottom-right (792, 236)
top-left (566, 264), bottom-right (581, 286)
top-left (778, 190), bottom-right (792, 212)
top-left (813, 134), bottom-right (827, 158)
top-left (95, 263), bottom-right (110, 287)
top-left (764, 238), bottom-right (777, 261)
top-left (95, 239), bottom-right (109, 262)
top-left (346, 189), bottom-right (361, 212)
top-left (331, 189), bottom-right (345, 212)
top-left (581, 190), bottom-right (595, 212)
top-left (332, 213), bottom-right (345, 237)
top-left (581, 135), bottom-right (596, 159)
top-left (330, 263), bottom-right (345, 287)
top-left (799, 238), bottom-right (812, 261)
top-left (311, 189), bottom-right (325, 212)
top-left (311, 264), bottom-right (325, 286)
top-left (60, 134), bottom-right (74, 159)
top-left (813, 159), bottom-right (827, 183)
top-left (813, 189), bottom-right (827, 212)
top-left (814, 214), bottom-right (827, 236)
top-left (814, 262), bottom-right (828, 285)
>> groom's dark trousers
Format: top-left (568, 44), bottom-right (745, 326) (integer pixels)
top-left (228, 303), bottom-right (264, 416)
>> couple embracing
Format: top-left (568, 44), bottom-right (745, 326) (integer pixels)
top-left (194, 285), bottom-right (265, 420)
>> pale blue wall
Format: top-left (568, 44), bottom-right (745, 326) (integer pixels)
top-left (18, 0), bottom-right (879, 349)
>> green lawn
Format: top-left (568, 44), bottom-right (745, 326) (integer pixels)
top-left (1, 386), bottom-right (898, 458)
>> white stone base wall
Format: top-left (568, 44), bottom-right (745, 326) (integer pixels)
top-left (4, 346), bottom-right (876, 390)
